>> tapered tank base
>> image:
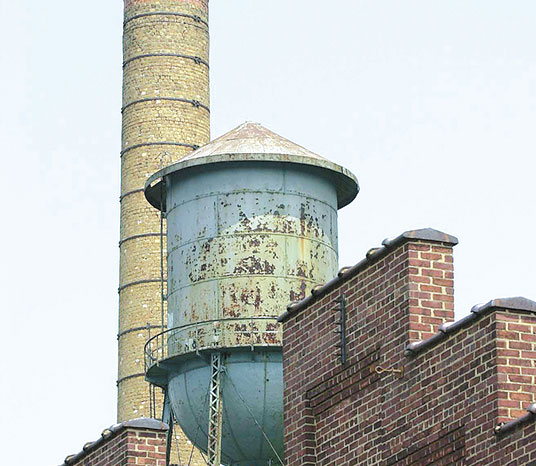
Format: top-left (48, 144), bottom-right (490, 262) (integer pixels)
top-left (153, 348), bottom-right (284, 465)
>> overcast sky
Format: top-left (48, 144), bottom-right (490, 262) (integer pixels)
top-left (1, 1), bottom-right (534, 464)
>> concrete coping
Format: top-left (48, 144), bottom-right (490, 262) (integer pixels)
top-left (59, 418), bottom-right (169, 466)
top-left (405, 297), bottom-right (536, 356)
top-left (495, 403), bottom-right (536, 436)
top-left (277, 228), bottom-right (458, 323)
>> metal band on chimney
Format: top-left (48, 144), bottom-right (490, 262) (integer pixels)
top-left (124, 11), bottom-right (209, 28)
top-left (119, 189), bottom-right (145, 201)
top-left (117, 325), bottom-right (162, 339)
top-left (121, 142), bottom-right (199, 157)
top-left (119, 233), bottom-right (166, 247)
top-left (122, 97), bottom-right (210, 113)
top-left (123, 53), bottom-right (209, 68)
top-left (116, 373), bottom-right (146, 386)
top-left (118, 279), bottom-right (162, 292)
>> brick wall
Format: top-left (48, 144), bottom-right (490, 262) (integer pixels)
top-left (407, 242), bottom-right (454, 341)
top-left (62, 418), bottom-right (168, 466)
top-left (495, 311), bottom-right (536, 422)
top-left (280, 229), bottom-right (536, 465)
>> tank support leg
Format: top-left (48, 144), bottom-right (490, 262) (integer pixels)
top-left (207, 352), bottom-right (223, 466)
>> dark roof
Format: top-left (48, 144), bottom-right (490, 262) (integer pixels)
top-left (278, 228), bottom-right (458, 323)
top-left (59, 418), bottom-right (168, 466)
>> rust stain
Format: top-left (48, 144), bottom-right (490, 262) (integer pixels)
top-left (233, 256), bottom-right (275, 275)
top-left (254, 285), bottom-right (262, 312)
top-left (289, 280), bottom-right (307, 302)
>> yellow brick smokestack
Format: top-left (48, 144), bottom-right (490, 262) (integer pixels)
top-left (118, 0), bottom-right (210, 424)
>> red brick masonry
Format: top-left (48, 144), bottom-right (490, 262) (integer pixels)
top-left (279, 229), bottom-right (536, 465)
top-left (60, 418), bottom-right (168, 466)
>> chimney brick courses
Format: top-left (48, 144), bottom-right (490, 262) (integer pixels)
top-left (118, 0), bottom-right (209, 463)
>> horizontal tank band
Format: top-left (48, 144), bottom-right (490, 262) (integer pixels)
top-left (167, 231), bottom-right (336, 258)
top-left (118, 278), bottom-right (162, 292)
top-left (121, 141), bottom-right (198, 157)
top-left (119, 232), bottom-right (166, 247)
top-left (116, 372), bottom-right (146, 386)
top-left (123, 53), bottom-right (209, 68)
top-left (167, 273), bottom-right (321, 297)
top-left (165, 188), bottom-right (338, 219)
top-left (124, 11), bottom-right (209, 28)
top-left (121, 97), bottom-right (210, 114)
top-left (167, 229), bottom-right (337, 257)
top-left (145, 153), bottom-right (358, 211)
top-left (119, 188), bottom-right (144, 201)
top-left (117, 324), bottom-right (162, 340)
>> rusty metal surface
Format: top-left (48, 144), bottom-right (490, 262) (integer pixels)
top-left (164, 162), bottom-right (339, 354)
top-left (144, 317), bottom-right (281, 370)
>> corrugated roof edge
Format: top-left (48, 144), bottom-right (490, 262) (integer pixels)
top-left (59, 418), bottom-right (169, 466)
top-left (405, 296), bottom-right (536, 356)
top-left (277, 228), bottom-right (458, 323)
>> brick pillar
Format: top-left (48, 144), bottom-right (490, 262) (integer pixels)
top-left (118, 0), bottom-right (209, 463)
top-left (491, 299), bottom-right (536, 423)
top-left (402, 230), bottom-right (457, 342)
top-left (64, 418), bottom-right (168, 466)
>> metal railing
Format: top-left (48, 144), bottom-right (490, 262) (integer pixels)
top-left (144, 316), bottom-right (282, 371)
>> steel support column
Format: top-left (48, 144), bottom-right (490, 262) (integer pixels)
top-left (207, 352), bottom-right (223, 466)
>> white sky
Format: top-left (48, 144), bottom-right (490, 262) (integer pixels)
top-left (0, 1), bottom-right (534, 464)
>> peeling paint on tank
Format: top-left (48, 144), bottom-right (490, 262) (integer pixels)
top-left (164, 163), bottom-right (340, 354)
top-left (289, 280), bottom-right (308, 302)
top-left (233, 256), bottom-right (275, 275)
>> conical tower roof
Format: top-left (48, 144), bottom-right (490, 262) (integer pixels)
top-left (145, 122), bottom-right (359, 210)
top-left (180, 121), bottom-right (329, 162)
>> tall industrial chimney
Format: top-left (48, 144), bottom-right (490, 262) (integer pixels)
top-left (118, 0), bottom-right (210, 432)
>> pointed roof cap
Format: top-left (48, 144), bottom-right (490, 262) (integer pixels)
top-left (145, 122), bottom-right (358, 210)
top-left (181, 121), bottom-right (329, 162)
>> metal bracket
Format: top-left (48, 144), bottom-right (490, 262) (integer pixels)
top-left (374, 365), bottom-right (404, 378)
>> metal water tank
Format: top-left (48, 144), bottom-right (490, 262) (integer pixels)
top-left (144, 122), bottom-right (358, 465)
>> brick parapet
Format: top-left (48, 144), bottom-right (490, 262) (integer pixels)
top-left (281, 229), bottom-right (536, 465)
top-left (407, 242), bottom-right (455, 341)
top-left (496, 311), bottom-right (536, 420)
top-left (61, 418), bottom-right (168, 466)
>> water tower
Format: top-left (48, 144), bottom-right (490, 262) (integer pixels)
top-left (144, 122), bottom-right (358, 465)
